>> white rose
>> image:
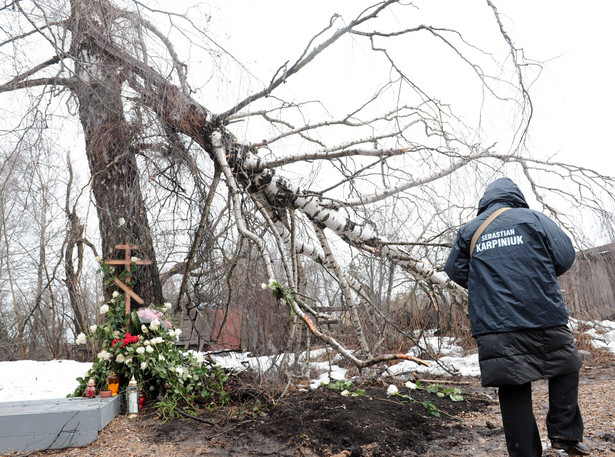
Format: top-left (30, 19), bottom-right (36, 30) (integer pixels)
top-left (341, 390), bottom-right (350, 397)
top-left (136, 347), bottom-right (145, 354)
top-left (118, 217), bottom-right (126, 226)
top-left (113, 330), bottom-right (121, 338)
top-left (116, 354), bottom-right (126, 363)
top-left (163, 302), bottom-right (172, 310)
top-left (156, 337), bottom-right (164, 344)
top-left (174, 328), bottom-right (182, 337)
top-left (75, 332), bottom-right (87, 345)
top-left (175, 367), bottom-right (184, 376)
top-left (131, 256), bottom-right (139, 263)
top-left (97, 350), bottom-right (111, 361)
top-left (149, 319), bottom-right (160, 331)
top-left (146, 345), bottom-right (154, 353)
top-left (125, 356), bottom-right (133, 365)
top-left (141, 325), bottom-right (149, 333)
top-left (140, 362), bottom-right (148, 370)
top-left (386, 384), bottom-right (399, 397)
top-left (194, 352), bottom-right (204, 364)
top-left (89, 324), bottom-right (98, 333)
top-left (261, 283), bottom-right (268, 290)
top-left (112, 291), bottom-right (119, 298)
top-left (405, 381), bottom-right (418, 390)
top-left (144, 340), bottom-right (151, 346)
top-left (99, 304), bottom-right (109, 314)
top-left (158, 354), bottom-right (165, 361)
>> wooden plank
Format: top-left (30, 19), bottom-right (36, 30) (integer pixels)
top-left (104, 259), bottom-right (152, 266)
top-left (104, 260), bottom-right (130, 266)
top-left (113, 278), bottom-right (145, 305)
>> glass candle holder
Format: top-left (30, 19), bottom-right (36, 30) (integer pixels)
top-left (107, 372), bottom-right (120, 396)
top-left (127, 376), bottom-right (139, 417)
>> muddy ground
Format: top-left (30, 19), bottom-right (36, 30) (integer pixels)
top-left (16, 352), bottom-right (615, 457)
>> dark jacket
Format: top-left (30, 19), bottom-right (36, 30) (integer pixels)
top-left (476, 325), bottom-right (582, 386)
top-left (444, 178), bottom-right (575, 336)
top-left (444, 178), bottom-right (581, 387)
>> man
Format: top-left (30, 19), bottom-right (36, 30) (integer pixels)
top-left (444, 177), bottom-right (590, 456)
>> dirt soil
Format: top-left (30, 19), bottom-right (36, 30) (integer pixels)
top-left (12, 354), bottom-right (615, 457)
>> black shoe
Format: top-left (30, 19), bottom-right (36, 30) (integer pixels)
top-left (551, 439), bottom-right (590, 455)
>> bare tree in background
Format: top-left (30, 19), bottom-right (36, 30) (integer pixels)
top-left (1, 0), bottom-right (613, 370)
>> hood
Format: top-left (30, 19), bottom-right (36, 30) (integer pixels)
top-left (477, 177), bottom-right (529, 215)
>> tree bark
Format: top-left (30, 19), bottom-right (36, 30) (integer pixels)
top-left (68, 2), bottom-right (163, 305)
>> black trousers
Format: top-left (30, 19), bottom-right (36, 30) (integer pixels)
top-left (498, 371), bottom-right (584, 457)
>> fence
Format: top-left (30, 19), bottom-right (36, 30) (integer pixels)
top-left (559, 242), bottom-right (615, 320)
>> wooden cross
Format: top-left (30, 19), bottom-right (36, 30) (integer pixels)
top-left (104, 243), bottom-right (152, 316)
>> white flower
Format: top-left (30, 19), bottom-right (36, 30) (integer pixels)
top-left (97, 350), bottom-right (111, 361)
top-left (89, 324), bottom-right (98, 333)
top-left (112, 291), bottom-right (119, 298)
top-left (341, 390), bottom-right (350, 397)
top-left (175, 367), bottom-right (184, 376)
top-left (405, 381), bottom-right (417, 390)
top-left (154, 337), bottom-right (164, 345)
top-left (118, 217), bottom-right (126, 226)
top-left (141, 325), bottom-right (149, 334)
top-left (99, 304), bottom-right (109, 314)
top-left (146, 345), bottom-right (154, 353)
top-left (116, 354), bottom-right (126, 363)
top-left (268, 278), bottom-right (276, 285)
top-left (174, 328), bottom-right (182, 337)
top-left (113, 330), bottom-right (121, 338)
top-left (140, 362), bottom-right (148, 370)
top-left (125, 356), bottom-right (133, 365)
top-left (163, 302), bottom-right (172, 310)
top-left (144, 340), bottom-right (151, 346)
top-left (261, 283), bottom-right (268, 290)
top-left (75, 332), bottom-right (87, 345)
top-left (136, 347), bottom-right (145, 354)
top-left (386, 384), bottom-right (399, 397)
top-left (109, 298), bottom-right (115, 304)
top-left (95, 256), bottom-right (101, 263)
top-left (149, 319), bottom-right (160, 331)
top-left (99, 296), bottom-right (106, 304)
top-left (194, 352), bottom-right (204, 364)
top-left (131, 256), bottom-right (139, 263)
top-left (158, 354), bottom-right (165, 361)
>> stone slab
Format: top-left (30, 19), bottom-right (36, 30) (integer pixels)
top-left (0, 395), bottom-right (121, 453)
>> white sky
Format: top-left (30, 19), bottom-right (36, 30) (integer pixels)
top-left (198, 0), bottom-right (615, 175)
top-left (499, 1), bottom-right (615, 175)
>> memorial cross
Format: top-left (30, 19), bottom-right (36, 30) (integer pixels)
top-left (104, 243), bottom-right (152, 316)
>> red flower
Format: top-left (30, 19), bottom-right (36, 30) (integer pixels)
top-left (111, 338), bottom-right (121, 348)
top-left (121, 332), bottom-right (139, 348)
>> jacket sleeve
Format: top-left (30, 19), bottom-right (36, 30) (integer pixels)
top-left (444, 230), bottom-right (470, 289)
top-left (536, 213), bottom-right (575, 276)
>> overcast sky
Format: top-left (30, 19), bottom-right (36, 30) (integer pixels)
top-left (197, 0), bottom-right (615, 177)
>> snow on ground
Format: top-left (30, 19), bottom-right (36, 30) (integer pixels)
top-left (0, 359), bottom-right (93, 402)
top-left (1, 319), bottom-right (613, 403)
